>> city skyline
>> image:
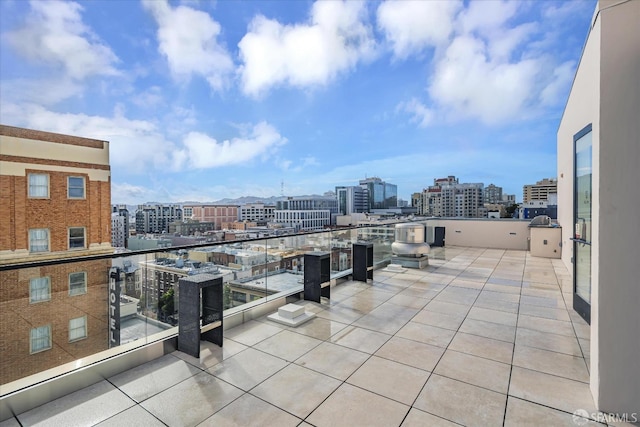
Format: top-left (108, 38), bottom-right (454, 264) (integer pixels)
top-left (0, 0), bottom-right (595, 204)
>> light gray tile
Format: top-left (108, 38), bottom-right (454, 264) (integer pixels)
top-left (17, 381), bottom-right (135, 427)
top-left (295, 341), bottom-right (369, 381)
top-left (284, 317), bottom-right (348, 340)
top-left (253, 330), bottom-right (322, 362)
top-left (401, 408), bottom-right (460, 426)
top-left (459, 318), bottom-right (516, 343)
top-left (352, 304), bottom-right (419, 335)
top-left (329, 325), bottom-right (391, 354)
top-left (434, 350), bottom-right (511, 393)
top-left (516, 328), bottom-right (582, 356)
top-left (448, 332), bottom-right (514, 364)
top-left (504, 397), bottom-right (603, 426)
top-left (173, 338), bottom-right (247, 370)
top-left (518, 314), bottom-right (575, 337)
top-left (198, 393), bottom-right (300, 427)
top-left (208, 347), bottom-right (287, 391)
top-left (141, 372), bottom-right (243, 427)
top-left (225, 320), bottom-right (284, 346)
top-left (467, 306), bottom-right (518, 326)
top-left (346, 356), bottom-right (430, 405)
top-left (473, 298), bottom-right (520, 313)
top-left (512, 345), bottom-right (589, 383)
top-left (519, 304), bottom-right (571, 321)
top-left (411, 309), bottom-right (465, 331)
top-left (0, 418), bottom-right (20, 427)
top-left (396, 322), bottom-right (455, 348)
top-left (96, 405), bottom-right (164, 427)
top-left (386, 293), bottom-right (431, 309)
top-left (425, 300), bottom-right (470, 316)
top-left (509, 367), bottom-right (597, 416)
top-left (109, 354), bottom-right (201, 402)
top-left (375, 336), bottom-right (445, 372)
top-left (251, 364), bottom-right (341, 419)
top-left (414, 374), bottom-right (506, 427)
top-left (306, 383), bottom-right (409, 427)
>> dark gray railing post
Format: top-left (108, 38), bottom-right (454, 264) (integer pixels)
top-left (353, 242), bottom-right (373, 282)
top-left (178, 273), bottom-right (223, 358)
top-left (303, 251), bottom-right (331, 303)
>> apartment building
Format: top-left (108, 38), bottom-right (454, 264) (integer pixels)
top-left (417, 176), bottom-right (485, 218)
top-left (183, 204), bottom-right (238, 230)
top-left (135, 204), bottom-right (182, 234)
top-left (0, 125), bottom-right (112, 383)
top-left (484, 184), bottom-right (503, 204)
top-left (523, 178), bottom-right (557, 203)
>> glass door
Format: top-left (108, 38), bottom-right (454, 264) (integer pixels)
top-left (573, 124), bottom-right (592, 324)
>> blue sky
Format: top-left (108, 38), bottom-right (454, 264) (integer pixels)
top-left (0, 0), bottom-right (595, 204)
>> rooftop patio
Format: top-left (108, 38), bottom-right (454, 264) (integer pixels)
top-left (2, 246), bottom-right (605, 427)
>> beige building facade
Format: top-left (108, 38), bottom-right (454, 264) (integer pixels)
top-left (557, 0), bottom-right (639, 414)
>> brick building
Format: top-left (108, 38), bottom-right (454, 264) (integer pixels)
top-left (0, 125), bottom-right (112, 384)
top-left (183, 204), bottom-right (239, 230)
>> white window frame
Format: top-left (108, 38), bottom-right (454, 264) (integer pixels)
top-left (69, 271), bottom-right (87, 296)
top-left (68, 316), bottom-right (87, 342)
top-left (67, 176), bottom-right (85, 199)
top-left (29, 228), bottom-right (50, 253)
top-left (30, 325), bottom-right (52, 354)
top-left (29, 277), bottom-right (51, 303)
top-left (28, 173), bottom-right (49, 198)
top-left (68, 227), bottom-right (86, 250)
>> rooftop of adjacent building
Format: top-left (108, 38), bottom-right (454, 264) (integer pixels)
top-left (2, 246), bottom-right (612, 427)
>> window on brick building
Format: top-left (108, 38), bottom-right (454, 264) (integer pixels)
top-left (28, 173), bottom-right (49, 198)
top-left (68, 176), bottom-right (85, 198)
top-left (69, 316), bottom-right (87, 342)
top-left (30, 325), bottom-right (51, 353)
top-left (29, 277), bottom-right (51, 303)
top-left (29, 228), bottom-right (49, 252)
top-left (69, 227), bottom-right (86, 249)
top-left (69, 272), bottom-right (87, 296)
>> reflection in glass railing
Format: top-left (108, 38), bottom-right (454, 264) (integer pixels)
top-left (0, 223), bottom-right (400, 390)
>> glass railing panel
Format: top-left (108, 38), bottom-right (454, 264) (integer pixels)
top-left (0, 223), bottom-right (405, 390)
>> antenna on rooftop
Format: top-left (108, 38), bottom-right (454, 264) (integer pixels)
top-left (281, 180), bottom-right (284, 196)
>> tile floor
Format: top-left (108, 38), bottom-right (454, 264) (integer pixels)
top-left (2, 247), bottom-right (616, 427)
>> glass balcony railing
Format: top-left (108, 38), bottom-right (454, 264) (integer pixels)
top-left (0, 222), bottom-right (399, 394)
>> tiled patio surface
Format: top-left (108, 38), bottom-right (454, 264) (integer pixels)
top-left (3, 247), bottom-right (609, 427)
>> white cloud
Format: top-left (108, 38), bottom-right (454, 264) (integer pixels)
top-left (397, 98), bottom-right (434, 128)
top-left (376, 0), bottom-right (462, 59)
top-left (0, 77), bottom-right (83, 106)
top-left (238, 0), bottom-right (376, 97)
top-left (392, 0), bottom-right (572, 127)
top-left (5, 0), bottom-right (119, 80)
top-left (539, 60), bottom-right (575, 106)
top-left (142, 0), bottom-right (233, 91)
top-left (176, 122), bottom-right (287, 169)
top-left (428, 35), bottom-right (539, 125)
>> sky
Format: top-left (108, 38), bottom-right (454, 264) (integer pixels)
top-left (0, 0), bottom-right (596, 204)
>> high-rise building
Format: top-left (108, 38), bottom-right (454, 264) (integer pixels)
top-left (359, 177), bottom-right (398, 210)
top-left (111, 205), bottom-right (129, 248)
top-left (0, 125), bottom-right (112, 383)
top-left (485, 184), bottom-right (503, 204)
top-left (418, 176), bottom-right (485, 218)
top-left (135, 204), bottom-right (183, 233)
top-left (523, 178), bottom-right (557, 203)
top-left (335, 186), bottom-right (367, 215)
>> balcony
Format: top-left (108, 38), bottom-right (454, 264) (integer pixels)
top-left (1, 223), bottom-right (604, 426)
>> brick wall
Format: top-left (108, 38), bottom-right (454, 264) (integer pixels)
top-left (0, 259), bottom-right (110, 384)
